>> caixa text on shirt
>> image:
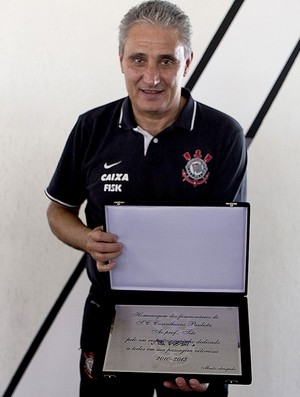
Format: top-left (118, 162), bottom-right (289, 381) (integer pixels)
top-left (101, 173), bottom-right (129, 192)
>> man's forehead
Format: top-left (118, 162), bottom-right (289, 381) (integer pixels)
top-left (125, 23), bottom-right (181, 44)
top-left (123, 24), bottom-right (184, 55)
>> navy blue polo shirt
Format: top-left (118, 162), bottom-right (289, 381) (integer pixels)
top-left (45, 88), bottom-right (247, 293)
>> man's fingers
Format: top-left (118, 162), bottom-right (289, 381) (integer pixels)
top-left (96, 260), bottom-right (117, 272)
top-left (164, 378), bottom-right (209, 392)
top-left (189, 379), bottom-right (209, 392)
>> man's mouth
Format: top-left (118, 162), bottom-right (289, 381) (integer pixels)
top-left (140, 89), bottom-right (163, 94)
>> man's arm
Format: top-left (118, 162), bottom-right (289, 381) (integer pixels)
top-left (46, 201), bottom-right (90, 251)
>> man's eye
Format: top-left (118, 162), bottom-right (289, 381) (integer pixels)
top-left (161, 59), bottom-right (174, 66)
top-left (134, 58), bottom-right (145, 65)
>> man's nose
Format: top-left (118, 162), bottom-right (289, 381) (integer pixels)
top-left (143, 64), bottom-right (160, 86)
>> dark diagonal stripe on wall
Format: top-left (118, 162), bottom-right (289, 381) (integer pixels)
top-left (185, 0), bottom-right (245, 91)
top-left (246, 38), bottom-right (300, 147)
top-left (1, 256), bottom-right (86, 397)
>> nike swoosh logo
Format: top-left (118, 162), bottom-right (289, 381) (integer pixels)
top-left (104, 161), bottom-right (122, 169)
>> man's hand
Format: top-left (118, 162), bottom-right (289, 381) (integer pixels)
top-left (163, 377), bottom-right (209, 392)
top-left (46, 201), bottom-right (122, 272)
top-left (86, 226), bottom-right (122, 272)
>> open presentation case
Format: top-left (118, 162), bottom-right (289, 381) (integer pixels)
top-left (101, 201), bottom-right (252, 385)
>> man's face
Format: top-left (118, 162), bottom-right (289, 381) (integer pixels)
top-left (119, 23), bottom-right (193, 120)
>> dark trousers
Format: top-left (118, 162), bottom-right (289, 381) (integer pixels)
top-left (79, 292), bottom-right (228, 397)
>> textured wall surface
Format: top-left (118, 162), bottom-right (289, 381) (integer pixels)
top-left (1, 0), bottom-right (299, 395)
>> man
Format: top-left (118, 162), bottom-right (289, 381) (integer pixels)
top-left (45, 1), bottom-right (247, 396)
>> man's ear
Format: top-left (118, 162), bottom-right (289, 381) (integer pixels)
top-left (119, 51), bottom-right (124, 73)
top-left (184, 52), bottom-right (194, 76)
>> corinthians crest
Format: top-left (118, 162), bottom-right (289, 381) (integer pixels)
top-left (182, 149), bottom-right (212, 187)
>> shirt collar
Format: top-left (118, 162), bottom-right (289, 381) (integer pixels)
top-left (118, 87), bottom-right (197, 132)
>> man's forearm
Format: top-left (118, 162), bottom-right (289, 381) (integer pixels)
top-left (46, 201), bottom-right (92, 252)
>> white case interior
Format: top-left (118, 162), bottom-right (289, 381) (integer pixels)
top-left (105, 204), bottom-right (249, 293)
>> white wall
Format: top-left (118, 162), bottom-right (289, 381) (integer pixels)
top-left (1, 0), bottom-right (299, 395)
